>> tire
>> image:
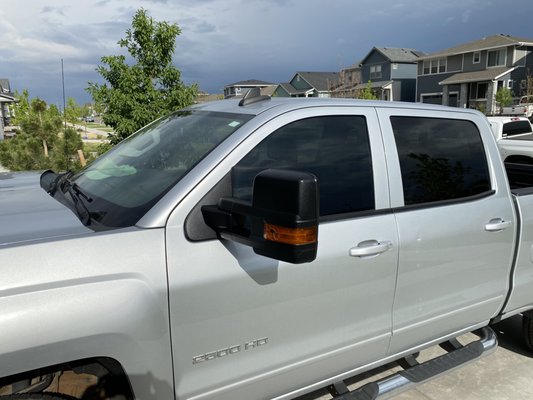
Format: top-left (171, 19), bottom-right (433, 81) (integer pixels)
top-left (522, 313), bottom-right (533, 351)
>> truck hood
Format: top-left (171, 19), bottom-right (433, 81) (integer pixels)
top-left (0, 171), bottom-right (92, 246)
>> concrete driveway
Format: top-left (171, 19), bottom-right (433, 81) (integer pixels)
top-left (395, 315), bottom-right (533, 399)
top-left (300, 315), bottom-right (533, 399)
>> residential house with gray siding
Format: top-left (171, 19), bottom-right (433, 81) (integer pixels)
top-left (330, 63), bottom-right (362, 98)
top-left (357, 47), bottom-right (425, 102)
top-left (416, 34), bottom-right (533, 114)
top-left (223, 79), bottom-right (277, 99)
top-left (273, 71), bottom-right (339, 98)
top-left (0, 79), bottom-right (16, 141)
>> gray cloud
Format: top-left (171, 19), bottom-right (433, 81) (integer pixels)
top-left (2, 0), bottom-right (533, 104)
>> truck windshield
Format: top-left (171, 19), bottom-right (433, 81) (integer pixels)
top-left (71, 110), bottom-right (252, 228)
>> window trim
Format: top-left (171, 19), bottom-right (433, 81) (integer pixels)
top-left (392, 190), bottom-right (495, 213)
top-left (473, 51), bottom-right (481, 64)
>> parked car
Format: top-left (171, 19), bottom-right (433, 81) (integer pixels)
top-left (487, 116), bottom-right (533, 140)
top-left (2, 94), bottom-right (533, 399)
top-left (84, 116), bottom-right (95, 122)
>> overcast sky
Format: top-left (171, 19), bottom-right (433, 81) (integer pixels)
top-left (1, 0), bottom-right (532, 107)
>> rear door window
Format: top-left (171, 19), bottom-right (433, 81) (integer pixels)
top-left (502, 120), bottom-right (533, 137)
top-left (390, 116), bottom-right (491, 205)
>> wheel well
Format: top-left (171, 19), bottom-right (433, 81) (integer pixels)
top-left (0, 358), bottom-right (134, 399)
top-left (504, 155), bottom-right (533, 165)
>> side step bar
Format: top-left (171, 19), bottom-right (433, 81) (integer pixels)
top-left (331, 327), bottom-right (498, 400)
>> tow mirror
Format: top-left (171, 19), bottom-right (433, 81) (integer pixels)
top-left (202, 169), bottom-right (319, 264)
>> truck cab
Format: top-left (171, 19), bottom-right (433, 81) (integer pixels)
top-left (1, 95), bottom-right (533, 399)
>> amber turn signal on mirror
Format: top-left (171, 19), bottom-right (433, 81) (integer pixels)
top-left (263, 223), bottom-right (318, 245)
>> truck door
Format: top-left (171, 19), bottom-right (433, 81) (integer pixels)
top-left (164, 108), bottom-right (399, 399)
top-left (376, 108), bottom-right (516, 354)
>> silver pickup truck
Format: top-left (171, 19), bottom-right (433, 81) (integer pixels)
top-left (2, 94), bottom-right (533, 400)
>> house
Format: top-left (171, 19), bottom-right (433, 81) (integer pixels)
top-left (273, 71), bottom-right (339, 98)
top-left (356, 47), bottom-right (425, 102)
top-left (223, 79), bottom-right (277, 99)
top-left (330, 63), bottom-right (362, 98)
top-left (416, 34), bottom-right (533, 114)
top-left (0, 79), bottom-right (17, 141)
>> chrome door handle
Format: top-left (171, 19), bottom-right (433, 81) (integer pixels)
top-left (484, 218), bottom-right (512, 232)
top-left (349, 240), bottom-right (393, 257)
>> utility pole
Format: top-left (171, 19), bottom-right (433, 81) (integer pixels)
top-left (61, 59), bottom-right (69, 170)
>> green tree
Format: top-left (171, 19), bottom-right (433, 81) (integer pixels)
top-left (20, 98), bottom-right (62, 157)
top-left (0, 94), bottom-right (85, 171)
top-left (495, 87), bottom-right (513, 113)
top-left (87, 8), bottom-right (198, 144)
top-left (356, 81), bottom-right (378, 100)
top-left (9, 89), bottom-right (30, 126)
top-left (65, 97), bottom-right (85, 123)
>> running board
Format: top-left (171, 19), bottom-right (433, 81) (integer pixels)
top-left (331, 327), bottom-right (498, 400)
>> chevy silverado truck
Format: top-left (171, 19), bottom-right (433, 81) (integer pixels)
top-left (2, 92), bottom-right (533, 400)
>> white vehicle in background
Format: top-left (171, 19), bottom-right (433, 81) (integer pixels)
top-left (502, 96), bottom-right (533, 119)
top-left (488, 116), bottom-right (533, 164)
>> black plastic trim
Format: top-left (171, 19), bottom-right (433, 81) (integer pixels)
top-left (392, 190), bottom-right (495, 214)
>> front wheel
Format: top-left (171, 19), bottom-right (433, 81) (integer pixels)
top-left (522, 313), bottom-right (533, 351)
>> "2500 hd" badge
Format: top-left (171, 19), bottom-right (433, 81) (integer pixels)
top-left (192, 337), bottom-right (268, 364)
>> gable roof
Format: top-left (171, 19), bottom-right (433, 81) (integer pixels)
top-left (420, 34), bottom-right (533, 60)
top-left (294, 71), bottom-right (340, 92)
top-left (438, 66), bottom-right (515, 85)
top-left (276, 83), bottom-right (313, 96)
top-left (360, 47), bottom-right (425, 65)
top-left (224, 79), bottom-right (276, 88)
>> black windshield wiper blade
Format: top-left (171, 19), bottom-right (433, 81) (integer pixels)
top-left (61, 176), bottom-right (93, 226)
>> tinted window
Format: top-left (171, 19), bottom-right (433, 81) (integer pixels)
top-left (391, 116), bottom-right (491, 205)
top-left (232, 116), bottom-right (374, 216)
top-left (502, 121), bottom-right (533, 137)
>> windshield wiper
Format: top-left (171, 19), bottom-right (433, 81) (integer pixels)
top-left (40, 170), bottom-right (93, 226)
top-left (61, 175), bottom-right (93, 226)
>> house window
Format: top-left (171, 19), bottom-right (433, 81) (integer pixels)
top-left (425, 58), bottom-right (447, 75)
top-left (370, 65), bottom-right (382, 79)
top-left (507, 80), bottom-right (513, 90)
top-left (470, 82), bottom-right (488, 99)
top-left (487, 49), bottom-right (506, 67)
top-left (473, 52), bottom-right (481, 64)
top-left (438, 58), bottom-right (447, 73)
top-left (423, 60), bottom-right (430, 75)
top-left (431, 60), bottom-right (438, 74)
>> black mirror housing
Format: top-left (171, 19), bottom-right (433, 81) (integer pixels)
top-left (202, 169), bottom-right (319, 264)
